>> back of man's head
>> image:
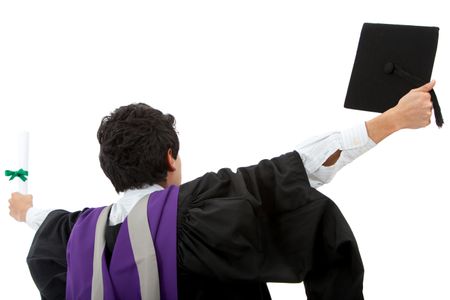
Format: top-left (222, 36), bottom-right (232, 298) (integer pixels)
top-left (97, 103), bottom-right (179, 193)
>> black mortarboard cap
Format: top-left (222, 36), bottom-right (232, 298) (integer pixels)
top-left (344, 23), bottom-right (443, 127)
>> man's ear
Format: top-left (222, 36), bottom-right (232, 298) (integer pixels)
top-left (166, 149), bottom-right (176, 172)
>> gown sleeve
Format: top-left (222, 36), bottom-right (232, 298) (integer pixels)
top-left (177, 151), bottom-right (364, 299)
top-left (26, 209), bottom-right (85, 300)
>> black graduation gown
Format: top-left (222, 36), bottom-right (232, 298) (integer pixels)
top-left (27, 151), bottom-right (364, 300)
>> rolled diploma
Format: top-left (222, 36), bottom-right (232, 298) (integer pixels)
top-left (18, 131), bottom-right (29, 194)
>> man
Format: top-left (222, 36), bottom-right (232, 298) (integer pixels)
top-left (9, 81), bottom-right (436, 300)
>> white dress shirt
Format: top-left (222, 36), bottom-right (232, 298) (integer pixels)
top-left (25, 122), bottom-right (376, 231)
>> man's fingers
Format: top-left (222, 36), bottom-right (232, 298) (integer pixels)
top-left (413, 80), bottom-right (436, 92)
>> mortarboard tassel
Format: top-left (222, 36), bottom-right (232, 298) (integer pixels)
top-left (430, 89), bottom-right (444, 127)
top-left (384, 62), bottom-right (444, 127)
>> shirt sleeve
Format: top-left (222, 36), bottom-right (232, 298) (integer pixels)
top-left (26, 207), bottom-right (54, 231)
top-left (295, 122), bottom-right (376, 188)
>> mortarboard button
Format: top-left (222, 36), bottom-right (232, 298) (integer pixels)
top-left (384, 62), bottom-right (395, 75)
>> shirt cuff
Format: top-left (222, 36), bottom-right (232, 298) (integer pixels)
top-left (310, 123), bottom-right (377, 187)
top-left (26, 207), bottom-right (54, 231)
top-left (338, 123), bottom-right (376, 163)
top-left (340, 122), bottom-right (375, 150)
top-left (295, 122), bottom-right (376, 188)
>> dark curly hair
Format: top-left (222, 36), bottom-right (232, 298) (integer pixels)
top-left (97, 103), bottom-right (179, 193)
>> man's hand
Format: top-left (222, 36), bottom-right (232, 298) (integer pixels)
top-left (8, 192), bottom-right (33, 222)
top-left (365, 80), bottom-right (436, 143)
top-left (392, 80), bottom-right (435, 129)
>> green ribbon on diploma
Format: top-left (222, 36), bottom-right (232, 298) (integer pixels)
top-left (5, 169), bottom-right (28, 182)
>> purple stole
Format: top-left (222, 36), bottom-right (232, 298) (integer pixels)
top-left (66, 185), bottom-right (179, 300)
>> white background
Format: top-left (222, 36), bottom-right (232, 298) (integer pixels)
top-left (0, 0), bottom-right (449, 299)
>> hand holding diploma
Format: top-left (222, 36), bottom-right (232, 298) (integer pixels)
top-left (5, 131), bottom-right (33, 222)
top-left (8, 192), bottom-right (33, 222)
